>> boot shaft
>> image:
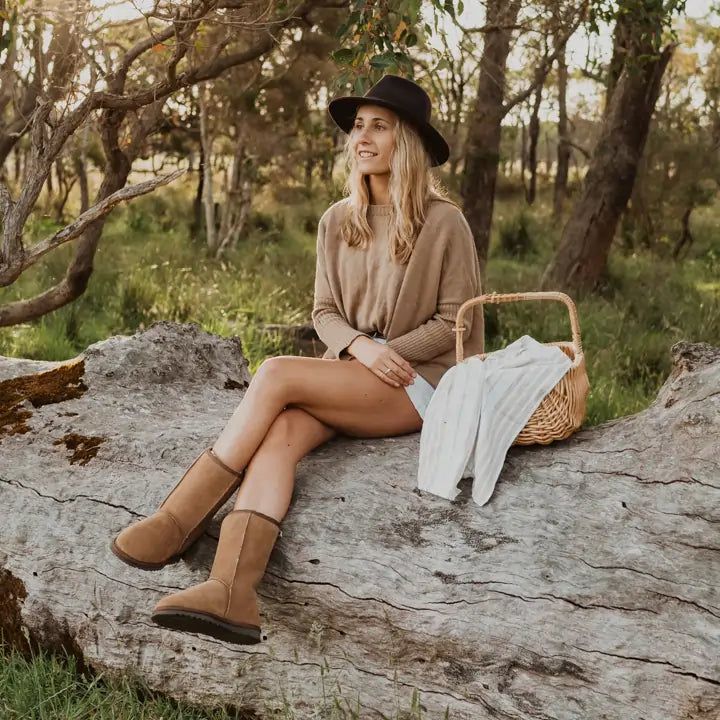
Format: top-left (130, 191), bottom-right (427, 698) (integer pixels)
top-left (210, 510), bottom-right (281, 592)
top-left (161, 449), bottom-right (244, 534)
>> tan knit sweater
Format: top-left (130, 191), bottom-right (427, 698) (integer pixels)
top-left (312, 197), bottom-right (484, 388)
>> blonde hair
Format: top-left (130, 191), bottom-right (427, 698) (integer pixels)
top-left (339, 114), bottom-right (453, 264)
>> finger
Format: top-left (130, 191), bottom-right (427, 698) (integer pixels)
top-left (384, 357), bottom-right (414, 385)
top-left (386, 351), bottom-right (417, 379)
top-left (373, 365), bottom-right (401, 387)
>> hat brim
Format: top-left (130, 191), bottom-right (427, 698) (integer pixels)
top-left (328, 96), bottom-right (450, 168)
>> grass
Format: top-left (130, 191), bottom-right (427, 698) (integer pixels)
top-left (0, 645), bottom-right (246, 719)
top-left (485, 196), bottom-right (720, 425)
top-left (1, 180), bottom-right (718, 716)
top-left (1, 180), bottom-right (718, 423)
top-left (0, 645), bottom-right (428, 719)
top-left (0, 183), bottom-right (322, 371)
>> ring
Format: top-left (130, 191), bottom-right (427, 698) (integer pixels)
top-left (384, 367), bottom-right (392, 374)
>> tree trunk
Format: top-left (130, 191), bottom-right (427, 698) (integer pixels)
top-left (1, 326), bottom-right (719, 719)
top-left (13, 145), bottom-right (21, 182)
top-left (542, 42), bottom-right (675, 293)
top-left (623, 158), bottom-right (654, 250)
top-left (0, 100), bottom-right (167, 325)
top-left (673, 204), bottom-right (694, 259)
top-left (304, 153), bottom-right (314, 191)
top-left (553, 45), bottom-right (570, 219)
top-left (605, 1), bottom-right (633, 110)
top-left (198, 84), bottom-right (217, 253)
top-left (526, 85), bottom-right (543, 205)
top-left (0, 131), bottom-right (132, 325)
top-left (216, 137), bottom-right (253, 257)
top-left (520, 121), bottom-right (527, 193)
top-left (460, 0), bottom-right (522, 274)
top-left (74, 157), bottom-right (89, 215)
top-left (192, 139), bottom-right (205, 239)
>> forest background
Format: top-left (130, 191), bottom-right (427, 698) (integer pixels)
top-left (0, 0), bottom-right (719, 714)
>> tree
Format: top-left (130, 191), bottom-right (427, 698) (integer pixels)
top-left (542, 0), bottom-right (685, 293)
top-left (553, 39), bottom-right (571, 218)
top-left (622, 34), bottom-right (720, 257)
top-left (0, 0), bottom-right (347, 326)
top-left (460, 0), bottom-right (585, 273)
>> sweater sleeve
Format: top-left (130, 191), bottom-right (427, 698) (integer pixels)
top-left (386, 210), bottom-right (481, 363)
top-left (312, 212), bottom-right (369, 358)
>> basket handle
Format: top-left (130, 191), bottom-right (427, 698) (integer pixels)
top-left (454, 291), bottom-right (584, 363)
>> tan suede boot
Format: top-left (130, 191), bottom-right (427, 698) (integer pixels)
top-left (111, 449), bottom-right (244, 570)
top-left (151, 509), bottom-right (280, 644)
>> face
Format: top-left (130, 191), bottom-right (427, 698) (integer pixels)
top-left (350, 104), bottom-right (397, 175)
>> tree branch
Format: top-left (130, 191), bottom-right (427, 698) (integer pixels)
top-left (0, 183), bottom-right (13, 217)
top-left (20, 169), bottom-right (185, 271)
top-left (502, 6), bottom-right (587, 114)
top-left (566, 139), bottom-right (591, 159)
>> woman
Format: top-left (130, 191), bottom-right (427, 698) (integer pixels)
top-left (111, 74), bottom-right (484, 644)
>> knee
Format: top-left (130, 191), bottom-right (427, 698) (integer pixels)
top-left (252, 356), bottom-right (293, 389)
top-left (256, 409), bottom-right (305, 454)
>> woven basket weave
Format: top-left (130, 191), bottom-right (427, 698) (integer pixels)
top-left (454, 291), bottom-right (590, 446)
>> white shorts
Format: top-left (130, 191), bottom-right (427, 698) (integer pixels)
top-left (371, 336), bottom-right (435, 420)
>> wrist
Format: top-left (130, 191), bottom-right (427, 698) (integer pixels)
top-left (347, 334), bottom-right (370, 356)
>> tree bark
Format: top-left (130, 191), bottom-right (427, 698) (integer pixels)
top-left (216, 133), bottom-right (253, 258)
top-left (0, 325), bottom-right (718, 719)
top-left (192, 135), bottom-right (205, 239)
top-left (673, 204), bottom-right (694, 259)
top-left (605, 0), bottom-right (633, 110)
top-left (75, 122), bottom-right (91, 214)
top-left (553, 44), bottom-right (570, 219)
top-left (460, 0), bottom-right (522, 273)
top-left (526, 84), bottom-right (543, 205)
top-left (198, 83), bottom-right (217, 253)
top-left (520, 121), bottom-right (527, 191)
top-left (0, 1), bottom-right (332, 324)
top-left (542, 42), bottom-right (676, 293)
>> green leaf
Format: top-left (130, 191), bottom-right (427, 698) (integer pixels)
top-left (369, 51), bottom-right (395, 68)
top-left (405, 32), bottom-right (417, 46)
top-left (354, 76), bottom-right (366, 96)
top-left (0, 28), bottom-right (13, 54)
top-left (458, 0), bottom-right (464, 15)
top-left (332, 48), bottom-right (356, 65)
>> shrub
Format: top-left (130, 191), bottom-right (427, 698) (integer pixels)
top-left (497, 212), bottom-right (535, 258)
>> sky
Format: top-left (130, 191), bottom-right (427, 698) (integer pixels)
top-left (424, 0), bottom-right (717, 120)
top-left (87, 0), bottom-right (717, 122)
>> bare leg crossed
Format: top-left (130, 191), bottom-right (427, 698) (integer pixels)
top-left (213, 356), bottom-right (424, 520)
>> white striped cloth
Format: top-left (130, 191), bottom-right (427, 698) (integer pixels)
top-left (417, 335), bottom-right (572, 506)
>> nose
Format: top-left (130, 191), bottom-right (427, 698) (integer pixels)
top-left (355, 125), bottom-right (371, 144)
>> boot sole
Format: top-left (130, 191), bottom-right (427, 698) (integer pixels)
top-left (151, 608), bottom-right (261, 644)
top-left (110, 470), bottom-right (245, 571)
top-left (110, 540), bottom-right (179, 571)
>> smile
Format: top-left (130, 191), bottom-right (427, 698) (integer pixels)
top-left (358, 151), bottom-right (378, 158)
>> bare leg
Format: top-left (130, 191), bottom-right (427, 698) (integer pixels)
top-left (150, 359), bottom-right (423, 644)
top-left (232, 407), bottom-right (336, 520)
top-left (212, 356), bottom-right (422, 472)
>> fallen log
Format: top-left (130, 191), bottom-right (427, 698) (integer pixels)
top-left (0, 322), bottom-right (718, 719)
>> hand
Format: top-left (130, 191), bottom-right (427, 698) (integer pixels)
top-left (347, 336), bottom-right (417, 388)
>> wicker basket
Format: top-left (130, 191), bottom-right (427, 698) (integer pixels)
top-left (454, 291), bottom-right (590, 446)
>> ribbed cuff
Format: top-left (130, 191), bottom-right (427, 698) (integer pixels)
top-left (315, 319), bottom-right (368, 359)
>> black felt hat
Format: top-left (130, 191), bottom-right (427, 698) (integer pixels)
top-left (328, 74), bottom-right (450, 167)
